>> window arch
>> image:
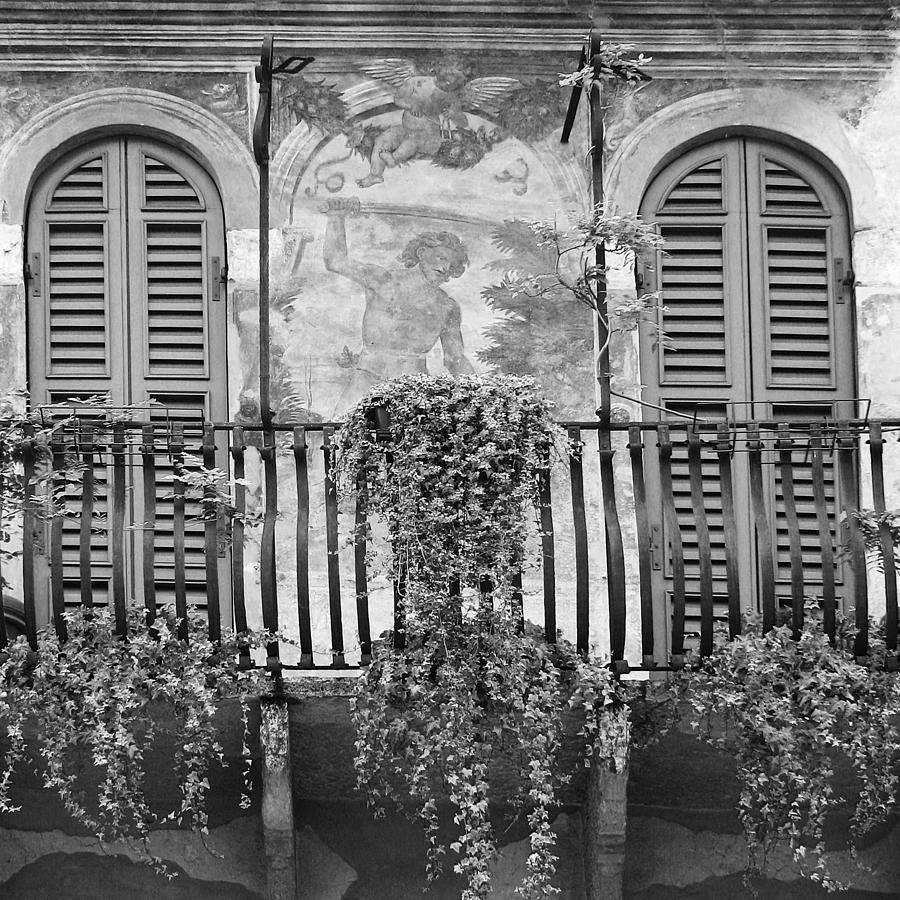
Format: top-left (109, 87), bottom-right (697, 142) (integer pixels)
top-left (638, 135), bottom-right (856, 638)
top-left (25, 134), bottom-right (229, 615)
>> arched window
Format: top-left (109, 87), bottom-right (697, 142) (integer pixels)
top-left (26, 135), bottom-right (229, 615)
top-left (639, 136), bottom-right (856, 635)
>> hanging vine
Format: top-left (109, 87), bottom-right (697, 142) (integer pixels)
top-left (337, 374), bottom-right (633, 899)
top-left (683, 610), bottom-right (900, 889)
top-left (0, 604), bottom-right (275, 873)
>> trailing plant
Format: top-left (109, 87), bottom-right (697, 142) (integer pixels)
top-left (337, 374), bottom-right (642, 899)
top-left (682, 609), bottom-right (900, 890)
top-left (0, 603), bottom-right (273, 872)
top-left (558, 42), bottom-right (652, 90)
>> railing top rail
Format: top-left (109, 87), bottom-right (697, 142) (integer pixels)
top-left (4, 415), bottom-right (899, 437)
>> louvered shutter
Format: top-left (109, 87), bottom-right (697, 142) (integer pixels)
top-left (639, 137), bottom-right (855, 645)
top-left (639, 142), bottom-right (753, 646)
top-left (743, 139), bottom-right (854, 600)
top-left (26, 136), bottom-right (228, 620)
top-left (30, 143), bottom-right (126, 402)
top-left (745, 138), bottom-right (853, 404)
top-left (125, 141), bottom-right (228, 610)
top-left (642, 140), bottom-right (750, 408)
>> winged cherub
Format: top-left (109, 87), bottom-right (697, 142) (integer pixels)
top-left (350, 58), bottom-right (521, 187)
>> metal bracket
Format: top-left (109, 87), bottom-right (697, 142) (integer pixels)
top-left (253, 38), bottom-right (316, 165)
top-left (834, 257), bottom-right (854, 304)
top-left (25, 252), bottom-right (41, 296)
top-left (273, 55), bottom-right (315, 76)
top-left (650, 523), bottom-right (663, 571)
top-left (210, 256), bottom-right (227, 302)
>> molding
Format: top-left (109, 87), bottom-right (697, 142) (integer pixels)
top-left (0, 25), bottom-right (589, 54)
top-left (0, 88), bottom-right (258, 229)
top-left (0, 27), bottom-right (890, 79)
top-left (605, 87), bottom-right (878, 231)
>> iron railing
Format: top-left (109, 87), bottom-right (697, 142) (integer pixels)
top-left (3, 417), bottom-right (898, 669)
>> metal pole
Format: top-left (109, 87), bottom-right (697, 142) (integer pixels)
top-left (588, 31), bottom-right (610, 426)
top-left (254, 36), bottom-right (275, 431)
top-left (254, 37), bottom-right (279, 666)
top-left (252, 36), bottom-right (315, 668)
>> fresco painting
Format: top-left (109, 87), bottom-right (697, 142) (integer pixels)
top-left (268, 56), bottom-right (594, 423)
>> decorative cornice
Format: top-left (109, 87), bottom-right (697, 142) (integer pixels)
top-left (0, 25), bottom-right (589, 55)
top-left (0, 24), bottom-right (892, 78)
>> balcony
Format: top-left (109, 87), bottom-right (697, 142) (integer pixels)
top-left (3, 413), bottom-right (897, 667)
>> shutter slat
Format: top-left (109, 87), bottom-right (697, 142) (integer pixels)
top-left (48, 156), bottom-right (105, 209)
top-left (766, 227), bottom-right (833, 385)
top-left (47, 222), bottom-right (108, 374)
top-left (143, 155), bottom-right (203, 209)
top-left (660, 157), bottom-right (726, 213)
top-left (763, 158), bottom-right (826, 215)
top-left (659, 226), bottom-right (728, 384)
top-left (145, 223), bottom-right (207, 375)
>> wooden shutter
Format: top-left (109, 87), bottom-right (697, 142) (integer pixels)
top-left (641, 140), bottom-right (750, 410)
top-left (26, 136), bottom-right (228, 620)
top-left (29, 143), bottom-right (126, 404)
top-left (640, 136), bottom-right (855, 640)
top-left (745, 138), bottom-right (853, 408)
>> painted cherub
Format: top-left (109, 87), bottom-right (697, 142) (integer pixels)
top-left (351, 58), bottom-right (521, 187)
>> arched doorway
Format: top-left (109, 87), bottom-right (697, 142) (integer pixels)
top-left (26, 135), bottom-right (229, 617)
top-left (638, 135), bottom-right (856, 640)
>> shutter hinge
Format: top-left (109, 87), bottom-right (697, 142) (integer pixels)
top-left (835, 258), bottom-right (854, 304)
top-left (24, 252), bottom-right (41, 296)
top-left (650, 523), bottom-right (663, 570)
top-left (636, 258), bottom-right (648, 293)
top-left (210, 256), bottom-right (228, 302)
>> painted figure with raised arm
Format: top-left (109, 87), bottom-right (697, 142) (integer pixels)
top-left (321, 196), bottom-right (475, 410)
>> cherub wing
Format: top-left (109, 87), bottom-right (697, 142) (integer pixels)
top-left (459, 77), bottom-right (523, 115)
top-left (355, 58), bottom-right (417, 89)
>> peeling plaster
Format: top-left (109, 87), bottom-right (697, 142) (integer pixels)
top-left (0, 818), bottom-right (266, 895)
top-left (625, 815), bottom-right (900, 895)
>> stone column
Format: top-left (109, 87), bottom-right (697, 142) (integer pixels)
top-left (582, 707), bottom-right (631, 900)
top-left (260, 698), bottom-right (298, 900)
